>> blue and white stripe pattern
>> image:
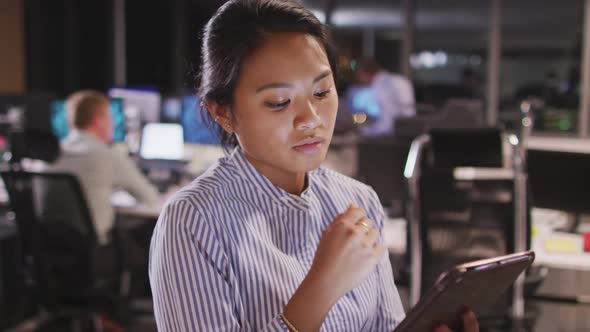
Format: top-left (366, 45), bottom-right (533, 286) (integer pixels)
top-left (149, 147), bottom-right (405, 331)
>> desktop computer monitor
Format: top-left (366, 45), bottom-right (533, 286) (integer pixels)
top-left (108, 87), bottom-right (161, 123)
top-left (181, 96), bottom-right (222, 145)
top-left (345, 85), bottom-right (381, 119)
top-left (527, 149), bottom-right (590, 215)
top-left (139, 123), bottom-right (184, 161)
top-left (50, 98), bottom-right (126, 142)
top-left (161, 97), bottom-right (182, 123)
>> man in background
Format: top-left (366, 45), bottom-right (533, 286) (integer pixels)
top-left (46, 90), bottom-right (158, 316)
top-left (49, 90), bottom-right (158, 246)
top-left (354, 58), bottom-right (416, 137)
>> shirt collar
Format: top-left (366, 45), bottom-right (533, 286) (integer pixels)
top-left (225, 147), bottom-right (313, 210)
top-left (62, 130), bottom-right (106, 148)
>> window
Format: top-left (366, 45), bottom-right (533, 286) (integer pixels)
top-left (500, 0), bottom-right (585, 135)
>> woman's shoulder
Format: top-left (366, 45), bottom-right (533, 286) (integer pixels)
top-left (167, 160), bottom-right (236, 211)
top-left (154, 162), bottom-right (237, 250)
top-left (152, 166), bottom-right (232, 268)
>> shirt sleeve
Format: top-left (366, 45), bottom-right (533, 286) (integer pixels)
top-left (110, 147), bottom-right (159, 206)
top-left (149, 199), bottom-right (291, 332)
top-left (367, 189), bottom-right (406, 331)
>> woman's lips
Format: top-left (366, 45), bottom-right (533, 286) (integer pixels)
top-left (292, 137), bottom-right (325, 154)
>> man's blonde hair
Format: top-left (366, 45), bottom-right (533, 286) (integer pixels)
top-left (66, 90), bottom-right (110, 130)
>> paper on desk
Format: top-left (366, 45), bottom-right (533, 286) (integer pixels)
top-left (111, 190), bottom-right (137, 208)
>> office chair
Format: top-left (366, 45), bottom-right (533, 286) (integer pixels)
top-left (1, 130), bottom-right (131, 332)
top-left (404, 127), bottom-right (540, 329)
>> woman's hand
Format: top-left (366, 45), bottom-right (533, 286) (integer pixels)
top-left (434, 310), bottom-right (480, 332)
top-left (282, 204), bottom-right (385, 332)
top-left (307, 204), bottom-right (385, 299)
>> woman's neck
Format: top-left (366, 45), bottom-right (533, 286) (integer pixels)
top-left (243, 152), bottom-right (307, 196)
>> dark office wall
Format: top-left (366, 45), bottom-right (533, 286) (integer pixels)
top-left (125, 0), bottom-right (221, 94)
top-left (22, 0), bottom-right (223, 96)
top-left (184, 2), bottom-right (221, 93)
top-left (25, 0), bottom-right (112, 96)
top-left (375, 35), bottom-right (401, 74)
top-left (125, 0), bottom-right (174, 92)
top-left (0, 0), bottom-right (26, 93)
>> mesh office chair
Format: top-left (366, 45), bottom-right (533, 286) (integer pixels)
top-left (1, 130), bottom-right (131, 331)
top-left (404, 128), bottom-right (536, 328)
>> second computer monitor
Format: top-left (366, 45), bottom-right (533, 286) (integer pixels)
top-left (139, 123), bottom-right (184, 161)
top-left (108, 87), bottom-right (162, 123)
top-left (181, 96), bottom-right (221, 145)
top-left (50, 98), bottom-right (126, 142)
top-left (345, 85), bottom-right (381, 119)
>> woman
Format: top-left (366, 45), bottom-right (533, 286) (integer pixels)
top-left (149, 0), bottom-right (479, 331)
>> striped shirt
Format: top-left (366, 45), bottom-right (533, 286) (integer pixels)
top-left (149, 147), bottom-right (405, 331)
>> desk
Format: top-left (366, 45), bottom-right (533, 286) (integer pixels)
top-left (531, 209), bottom-right (590, 271)
top-left (453, 167), bottom-right (514, 181)
top-left (534, 250), bottom-right (590, 271)
top-left (382, 213), bottom-right (590, 271)
top-left (113, 186), bottom-right (178, 220)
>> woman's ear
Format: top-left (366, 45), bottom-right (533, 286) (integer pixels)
top-left (205, 99), bottom-right (234, 133)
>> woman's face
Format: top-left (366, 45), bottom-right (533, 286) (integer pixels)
top-left (228, 32), bottom-right (338, 180)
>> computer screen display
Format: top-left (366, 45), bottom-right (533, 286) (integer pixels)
top-left (345, 85), bottom-right (381, 119)
top-left (139, 123), bottom-right (184, 160)
top-left (181, 96), bottom-right (222, 145)
top-left (108, 87), bottom-right (161, 123)
top-left (50, 98), bottom-right (126, 142)
top-left (161, 97), bottom-right (182, 123)
top-left (527, 149), bottom-right (590, 214)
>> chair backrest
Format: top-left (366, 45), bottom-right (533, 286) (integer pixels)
top-left (0, 170), bottom-right (98, 311)
top-left (428, 127), bottom-right (503, 169)
top-left (31, 172), bottom-right (97, 240)
top-left (9, 130), bottom-right (60, 164)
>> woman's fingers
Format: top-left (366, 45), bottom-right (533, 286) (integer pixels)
top-left (432, 310), bottom-right (479, 332)
top-left (461, 309), bottom-right (479, 332)
top-left (335, 206), bottom-right (366, 226)
top-left (433, 324), bottom-right (452, 332)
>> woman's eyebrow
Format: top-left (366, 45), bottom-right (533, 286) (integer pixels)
top-left (255, 70), bottom-right (333, 93)
top-left (313, 70), bottom-right (332, 83)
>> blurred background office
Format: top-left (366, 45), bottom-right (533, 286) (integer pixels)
top-left (1, 0), bottom-right (590, 331)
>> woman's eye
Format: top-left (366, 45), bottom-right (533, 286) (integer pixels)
top-left (264, 100), bottom-right (290, 110)
top-left (314, 89), bottom-right (331, 99)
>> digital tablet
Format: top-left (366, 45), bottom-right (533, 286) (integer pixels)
top-left (393, 251), bottom-right (535, 332)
